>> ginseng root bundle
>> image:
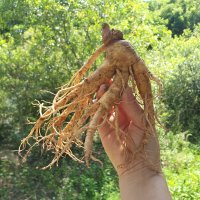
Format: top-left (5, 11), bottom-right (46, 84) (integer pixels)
top-left (19, 23), bottom-right (162, 169)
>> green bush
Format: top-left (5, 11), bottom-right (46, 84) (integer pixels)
top-left (159, 129), bottom-right (200, 200)
top-left (163, 30), bottom-right (200, 142)
top-left (0, 0), bottom-right (200, 200)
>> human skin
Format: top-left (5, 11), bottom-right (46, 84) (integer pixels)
top-left (97, 85), bottom-right (172, 200)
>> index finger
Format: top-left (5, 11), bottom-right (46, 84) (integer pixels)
top-left (118, 87), bottom-right (145, 129)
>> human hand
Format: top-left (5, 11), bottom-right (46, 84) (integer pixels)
top-left (97, 84), bottom-right (161, 176)
top-left (96, 84), bottom-right (172, 200)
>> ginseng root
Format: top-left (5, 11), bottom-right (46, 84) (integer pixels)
top-left (19, 23), bottom-right (162, 169)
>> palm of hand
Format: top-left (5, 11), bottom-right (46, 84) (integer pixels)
top-left (97, 86), bottom-right (160, 175)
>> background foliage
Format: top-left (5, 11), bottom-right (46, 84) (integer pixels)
top-left (0, 0), bottom-right (200, 199)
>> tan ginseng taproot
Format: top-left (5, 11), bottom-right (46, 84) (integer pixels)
top-left (19, 23), bottom-right (162, 169)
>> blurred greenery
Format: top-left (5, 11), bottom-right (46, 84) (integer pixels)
top-left (0, 0), bottom-right (199, 199)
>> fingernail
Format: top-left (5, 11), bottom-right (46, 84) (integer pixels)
top-left (99, 84), bottom-right (108, 94)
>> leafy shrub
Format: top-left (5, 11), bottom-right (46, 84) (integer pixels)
top-left (159, 129), bottom-right (200, 200)
top-left (163, 42), bottom-right (200, 142)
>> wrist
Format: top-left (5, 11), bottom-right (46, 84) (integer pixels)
top-left (118, 161), bottom-right (162, 183)
top-left (116, 155), bottom-right (161, 177)
top-left (118, 165), bottom-right (171, 200)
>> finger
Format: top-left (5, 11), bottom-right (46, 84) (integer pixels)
top-left (97, 84), bottom-right (129, 133)
top-left (118, 87), bottom-right (145, 128)
top-left (96, 84), bottom-right (109, 100)
top-left (96, 84), bottom-right (115, 138)
top-left (96, 79), bottom-right (112, 100)
top-left (115, 105), bottom-right (130, 130)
